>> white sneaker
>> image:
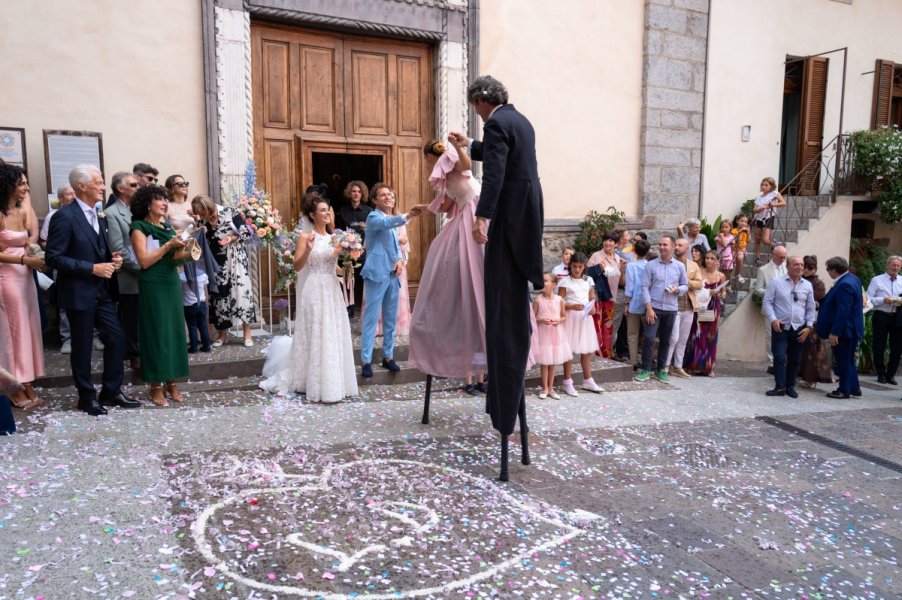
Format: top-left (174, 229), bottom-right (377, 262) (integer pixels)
top-left (93, 338), bottom-right (104, 351)
top-left (60, 340), bottom-right (72, 354)
top-left (563, 384), bottom-right (580, 397)
top-left (582, 379), bottom-right (605, 393)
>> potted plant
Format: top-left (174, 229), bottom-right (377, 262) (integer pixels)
top-left (573, 206), bottom-right (626, 256)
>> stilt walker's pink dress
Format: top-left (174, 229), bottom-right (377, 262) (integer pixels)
top-left (408, 147), bottom-right (487, 377)
top-left (0, 230), bottom-right (44, 383)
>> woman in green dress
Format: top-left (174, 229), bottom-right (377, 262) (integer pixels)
top-left (129, 186), bottom-right (190, 406)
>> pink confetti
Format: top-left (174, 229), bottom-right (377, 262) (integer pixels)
top-left (27, 564), bottom-right (45, 572)
top-left (323, 572), bottom-right (335, 580)
top-left (267, 572), bottom-right (276, 580)
top-left (204, 567), bottom-right (217, 577)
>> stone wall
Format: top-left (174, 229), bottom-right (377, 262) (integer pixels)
top-left (639, 0), bottom-right (710, 229)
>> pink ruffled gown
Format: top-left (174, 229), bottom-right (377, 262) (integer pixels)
top-left (0, 229), bottom-right (44, 383)
top-left (408, 147), bottom-right (487, 377)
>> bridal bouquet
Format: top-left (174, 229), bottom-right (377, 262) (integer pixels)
top-left (331, 229), bottom-right (364, 288)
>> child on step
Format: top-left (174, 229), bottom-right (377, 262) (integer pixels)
top-left (558, 252), bottom-right (604, 396)
top-left (533, 273), bottom-right (570, 399)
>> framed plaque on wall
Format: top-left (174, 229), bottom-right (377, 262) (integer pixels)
top-left (43, 130), bottom-right (104, 199)
top-left (0, 127), bottom-right (27, 169)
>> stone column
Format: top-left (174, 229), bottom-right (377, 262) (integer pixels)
top-left (639, 0), bottom-right (710, 230)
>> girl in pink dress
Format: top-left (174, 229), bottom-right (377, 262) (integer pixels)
top-left (714, 219), bottom-right (735, 283)
top-left (559, 252), bottom-right (604, 397)
top-left (0, 165), bottom-right (46, 409)
top-left (408, 139), bottom-right (487, 386)
top-left (533, 273), bottom-right (570, 399)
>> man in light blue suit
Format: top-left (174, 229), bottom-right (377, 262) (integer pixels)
top-left (359, 183), bottom-right (422, 378)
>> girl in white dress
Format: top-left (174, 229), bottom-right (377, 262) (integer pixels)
top-left (260, 198), bottom-right (357, 402)
top-left (558, 252), bottom-right (603, 397)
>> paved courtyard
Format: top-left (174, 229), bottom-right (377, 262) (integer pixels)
top-left (1, 370), bottom-right (901, 599)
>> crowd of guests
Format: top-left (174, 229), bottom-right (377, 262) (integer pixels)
top-left (0, 160), bottom-right (257, 419)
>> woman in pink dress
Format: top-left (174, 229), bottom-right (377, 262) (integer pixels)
top-left (0, 165), bottom-right (46, 409)
top-left (408, 139), bottom-right (487, 384)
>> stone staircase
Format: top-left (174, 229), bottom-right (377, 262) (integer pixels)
top-left (720, 194), bottom-right (832, 319)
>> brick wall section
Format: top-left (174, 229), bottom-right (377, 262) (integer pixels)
top-left (639, 0), bottom-right (709, 229)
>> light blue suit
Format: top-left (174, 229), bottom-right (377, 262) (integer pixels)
top-left (359, 209), bottom-right (407, 364)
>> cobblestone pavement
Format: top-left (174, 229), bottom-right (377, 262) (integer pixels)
top-left (1, 372), bottom-right (900, 599)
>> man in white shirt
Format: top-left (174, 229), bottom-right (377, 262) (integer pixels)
top-left (752, 245), bottom-right (788, 373)
top-left (867, 255), bottom-right (902, 384)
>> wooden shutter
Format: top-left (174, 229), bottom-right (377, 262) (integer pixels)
top-left (871, 59), bottom-right (895, 129)
top-left (797, 56), bottom-right (828, 195)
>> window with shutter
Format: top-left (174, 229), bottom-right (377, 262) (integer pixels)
top-left (871, 59), bottom-right (894, 128)
top-left (797, 56), bottom-right (828, 195)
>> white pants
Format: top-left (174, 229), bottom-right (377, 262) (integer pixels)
top-left (666, 309), bottom-right (695, 368)
top-left (762, 313), bottom-right (773, 366)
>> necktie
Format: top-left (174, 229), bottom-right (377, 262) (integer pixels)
top-left (87, 209), bottom-right (99, 234)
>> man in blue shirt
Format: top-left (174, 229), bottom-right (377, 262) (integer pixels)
top-left (763, 256), bottom-right (815, 398)
top-left (636, 235), bottom-right (688, 383)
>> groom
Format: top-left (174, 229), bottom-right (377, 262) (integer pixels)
top-left (359, 184), bottom-right (422, 378)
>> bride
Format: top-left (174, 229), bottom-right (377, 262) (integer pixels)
top-left (260, 197), bottom-right (357, 402)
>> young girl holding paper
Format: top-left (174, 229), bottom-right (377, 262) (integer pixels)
top-left (558, 252), bottom-right (603, 397)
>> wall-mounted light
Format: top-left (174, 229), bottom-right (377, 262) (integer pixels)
top-left (741, 125), bottom-right (751, 142)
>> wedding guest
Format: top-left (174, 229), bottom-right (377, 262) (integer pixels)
top-left (752, 245), bottom-right (788, 374)
top-left (260, 197), bottom-right (357, 402)
top-left (559, 252), bottom-right (603, 395)
top-left (163, 175), bottom-right (194, 231)
top-left (677, 218), bottom-right (710, 252)
top-left (731, 214), bottom-right (751, 285)
top-left (763, 256), bottom-right (815, 397)
top-left (867, 255), bottom-right (902, 384)
top-left (106, 171), bottom-right (142, 370)
top-left (587, 232), bottom-right (625, 358)
top-left (752, 176), bottom-right (786, 263)
top-left (552, 247), bottom-right (573, 290)
top-left (686, 250), bottom-right (727, 377)
top-left (817, 257), bottom-right (864, 399)
top-left (133, 163), bottom-right (159, 187)
top-left (39, 185), bottom-right (75, 248)
top-left (623, 238), bottom-right (651, 369)
top-left (337, 180), bottom-right (371, 316)
top-left (129, 185), bottom-right (190, 406)
top-left (714, 219), bottom-right (735, 283)
top-left (0, 164), bottom-right (45, 409)
top-left (799, 255), bottom-right (833, 389)
top-left (408, 140), bottom-right (486, 391)
top-left (191, 195), bottom-right (256, 347)
top-left (179, 268), bottom-right (212, 353)
top-left (359, 184), bottom-right (422, 377)
top-left (533, 273), bottom-right (569, 399)
top-left (635, 235), bottom-right (688, 383)
top-left (665, 237), bottom-right (703, 378)
top-left (46, 165), bottom-right (137, 415)
top-left (690, 244), bottom-right (705, 267)
top-left (369, 189), bottom-right (411, 337)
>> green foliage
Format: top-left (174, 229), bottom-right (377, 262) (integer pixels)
top-left (699, 215), bottom-right (722, 248)
top-left (850, 243), bottom-right (890, 288)
top-left (573, 206), bottom-right (626, 257)
top-left (849, 128), bottom-right (902, 224)
top-left (858, 312), bottom-right (875, 373)
top-left (740, 198), bottom-right (755, 217)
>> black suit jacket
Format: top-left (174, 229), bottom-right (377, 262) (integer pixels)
top-left (45, 200), bottom-right (118, 310)
top-left (471, 103), bottom-right (545, 290)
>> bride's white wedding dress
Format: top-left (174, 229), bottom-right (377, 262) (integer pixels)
top-left (260, 232), bottom-right (358, 402)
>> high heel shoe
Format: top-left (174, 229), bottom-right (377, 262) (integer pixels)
top-left (165, 382), bottom-right (184, 403)
top-left (21, 383), bottom-right (45, 408)
top-left (9, 392), bottom-right (38, 410)
top-left (150, 384), bottom-right (168, 407)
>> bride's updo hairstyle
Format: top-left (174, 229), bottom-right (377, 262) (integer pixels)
top-left (304, 195), bottom-right (330, 222)
top-left (423, 139), bottom-right (446, 157)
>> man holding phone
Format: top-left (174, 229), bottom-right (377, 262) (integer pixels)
top-left (763, 255), bottom-right (815, 398)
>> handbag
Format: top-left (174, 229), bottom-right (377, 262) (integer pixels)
top-left (171, 238), bottom-right (202, 265)
top-left (696, 307), bottom-right (717, 322)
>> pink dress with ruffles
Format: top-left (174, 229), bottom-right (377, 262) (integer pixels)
top-left (0, 229), bottom-right (44, 383)
top-left (408, 147), bottom-right (487, 377)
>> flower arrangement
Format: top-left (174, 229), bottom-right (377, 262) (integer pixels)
top-left (230, 161), bottom-right (284, 245)
top-left (331, 228), bottom-right (364, 286)
top-left (273, 225), bottom-right (301, 293)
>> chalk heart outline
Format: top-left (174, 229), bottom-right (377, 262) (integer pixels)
top-left (191, 458), bottom-right (592, 599)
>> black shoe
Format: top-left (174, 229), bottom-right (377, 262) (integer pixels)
top-left (361, 363), bottom-right (373, 378)
top-left (877, 375), bottom-right (887, 384)
top-left (100, 392), bottom-right (141, 408)
top-left (766, 366), bottom-right (775, 375)
top-left (887, 378), bottom-right (898, 385)
top-left (475, 382), bottom-right (488, 394)
top-left (765, 388), bottom-right (785, 397)
top-left (851, 388), bottom-right (862, 397)
top-left (201, 345), bottom-right (212, 353)
top-left (825, 390), bottom-right (851, 399)
top-left (188, 347), bottom-right (198, 354)
top-left (786, 387), bottom-right (799, 399)
top-left (381, 358), bottom-right (401, 372)
top-left (464, 384), bottom-right (478, 396)
top-left (78, 399), bottom-right (108, 416)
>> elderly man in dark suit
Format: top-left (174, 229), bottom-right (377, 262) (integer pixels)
top-left (450, 75), bottom-right (544, 480)
top-left (45, 165), bottom-right (139, 415)
top-left (816, 256), bottom-right (864, 399)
